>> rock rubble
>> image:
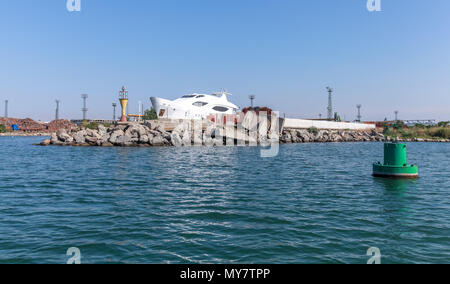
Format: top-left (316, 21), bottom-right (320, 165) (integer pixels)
top-left (39, 122), bottom-right (450, 147)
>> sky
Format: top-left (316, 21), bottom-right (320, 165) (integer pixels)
top-left (0, 0), bottom-right (449, 122)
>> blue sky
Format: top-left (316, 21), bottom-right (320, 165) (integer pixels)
top-left (1, 0), bottom-right (449, 122)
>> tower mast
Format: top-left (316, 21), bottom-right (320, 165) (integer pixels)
top-left (326, 87), bottom-right (333, 120)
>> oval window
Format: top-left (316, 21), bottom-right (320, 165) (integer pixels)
top-left (212, 106), bottom-right (229, 112)
top-left (193, 102), bottom-right (208, 107)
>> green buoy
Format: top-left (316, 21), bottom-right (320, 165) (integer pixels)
top-left (373, 142), bottom-right (419, 178)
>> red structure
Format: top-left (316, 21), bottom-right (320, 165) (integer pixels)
top-left (242, 106), bottom-right (273, 116)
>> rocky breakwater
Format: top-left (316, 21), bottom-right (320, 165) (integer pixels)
top-left (39, 120), bottom-right (449, 147)
top-left (167, 120), bottom-right (279, 147)
top-left (281, 129), bottom-right (385, 143)
top-left (41, 123), bottom-right (172, 147)
top-left (40, 115), bottom-right (280, 147)
top-left (40, 117), bottom-right (389, 147)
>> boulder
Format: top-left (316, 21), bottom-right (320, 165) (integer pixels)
top-left (56, 129), bottom-right (71, 142)
top-left (150, 135), bottom-right (165, 146)
top-left (125, 124), bottom-right (147, 138)
top-left (172, 122), bottom-right (190, 135)
top-left (85, 136), bottom-right (98, 145)
top-left (242, 111), bottom-right (258, 131)
top-left (107, 126), bottom-right (116, 133)
top-left (193, 131), bottom-right (203, 146)
top-left (258, 117), bottom-right (270, 137)
top-left (181, 130), bottom-right (192, 146)
top-left (281, 131), bottom-right (292, 143)
top-left (290, 130), bottom-right (298, 143)
top-left (162, 132), bottom-right (171, 141)
top-left (235, 128), bottom-right (249, 146)
top-left (73, 130), bottom-right (87, 144)
top-left (154, 125), bottom-right (165, 133)
top-left (296, 130), bottom-right (310, 143)
top-left (223, 126), bottom-right (237, 145)
top-left (99, 134), bottom-right (110, 144)
top-left (268, 131), bottom-right (280, 143)
top-left (212, 127), bottom-right (225, 146)
top-left (139, 135), bottom-right (150, 144)
top-left (85, 129), bottom-right (99, 138)
top-left (98, 124), bottom-right (107, 136)
top-left (202, 133), bottom-right (214, 146)
top-left (115, 135), bottom-right (132, 146)
top-left (170, 132), bottom-right (183, 147)
top-left (56, 129), bottom-right (67, 138)
top-left (109, 130), bottom-right (124, 144)
top-left (259, 135), bottom-right (270, 147)
top-left (50, 133), bottom-right (58, 144)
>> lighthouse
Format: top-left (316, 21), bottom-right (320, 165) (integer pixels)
top-left (119, 86), bottom-right (128, 122)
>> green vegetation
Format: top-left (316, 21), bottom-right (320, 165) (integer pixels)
top-left (333, 112), bottom-right (342, 122)
top-left (143, 107), bottom-right (158, 120)
top-left (82, 120), bottom-right (112, 130)
top-left (392, 120), bottom-right (405, 130)
top-left (383, 122), bottom-right (450, 140)
top-left (437, 121), bottom-right (449, 127)
top-left (308, 126), bottom-right (318, 135)
top-left (432, 127), bottom-right (450, 139)
top-left (0, 124), bottom-right (5, 133)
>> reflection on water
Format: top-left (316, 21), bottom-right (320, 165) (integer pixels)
top-left (374, 177), bottom-right (418, 192)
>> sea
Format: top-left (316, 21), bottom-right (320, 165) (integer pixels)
top-left (0, 137), bottom-right (448, 264)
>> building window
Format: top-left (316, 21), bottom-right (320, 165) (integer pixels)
top-left (193, 102), bottom-right (208, 107)
top-left (212, 106), bottom-right (229, 112)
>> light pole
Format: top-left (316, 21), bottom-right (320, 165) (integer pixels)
top-left (81, 94), bottom-right (88, 120)
top-left (356, 104), bottom-right (362, 122)
top-left (249, 95), bottom-right (255, 108)
top-left (4, 100), bottom-right (8, 118)
top-left (55, 100), bottom-right (60, 120)
top-left (112, 103), bottom-right (117, 121)
top-left (326, 87), bottom-right (333, 120)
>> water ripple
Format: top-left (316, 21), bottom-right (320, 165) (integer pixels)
top-left (0, 137), bottom-right (448, 263)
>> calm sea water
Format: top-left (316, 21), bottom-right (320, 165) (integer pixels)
top-left (0, 137), bottom-right (448, 264)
